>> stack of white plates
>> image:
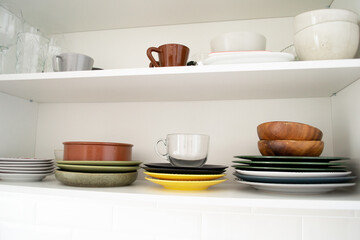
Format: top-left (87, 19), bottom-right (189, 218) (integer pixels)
top-left (202, 51), bottom-right (295, 65)
top-left (0, 157), bottom-right (55, 182)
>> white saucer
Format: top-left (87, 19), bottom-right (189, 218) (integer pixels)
top-left (203, 51), bottom-right (295, 65)
top-left (235, 169), bottom-right (352, 178)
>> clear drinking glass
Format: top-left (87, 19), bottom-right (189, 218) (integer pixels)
top-left (155, 133), bottom-right (210, 167)
top-left (16, 32), bottom-right (49, 73)
top-left (0, 4), bottom-right (23, 73)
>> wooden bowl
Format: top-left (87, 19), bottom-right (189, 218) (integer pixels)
top-left (258, 140), bottom-right (324, 156)
top-left (257, 121), bottom-right (323, 140)
top-left (63, 141), bottom-right (133, 161)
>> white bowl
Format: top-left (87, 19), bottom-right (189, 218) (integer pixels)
top-left (294, 9), bottom-right (358, 34)
top-left (210, 32), bottom-right (266, 52)
top-left (294, 21), bottom-right (359, 60)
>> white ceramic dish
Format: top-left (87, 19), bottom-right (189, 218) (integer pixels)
top-left (0, 166), bottom-right (55, 171)
top-left (294, 9), bottom-right (358, 34)
top-left (0, 172), bottom-right (53, 182)
top-left (235, 169), bottom-right (352, 178)
top-left (0, 157), bottom-right (54, 163)
top-left (210, 32), bottom-right (266, 52)
top-left (0, 169), bottom-right (54, 174)
top-left (294, 21), bottom-right (359, 60)
top-left (203, 51), bottom-right (294, 65)
top-left (235, 179), bottom-right (355, 194)
top-left (0, 162), bottom-right (54, 167)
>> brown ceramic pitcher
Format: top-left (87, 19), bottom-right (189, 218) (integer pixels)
top-left (147, 43), bottom-right (190, 67)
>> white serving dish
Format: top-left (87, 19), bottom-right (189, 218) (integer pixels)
top-left (210, 32), bottom-right (266, 52)
top-left (0, 172), bottom-right (54, 182)
top-left (203, 51), bottom-right (294, 65)
top-left (294, 8), bottom-right (358, 34)
top-left (294, 21), bottom-right (359, 60)
top-left (235, 169), bottom-right (352, 178)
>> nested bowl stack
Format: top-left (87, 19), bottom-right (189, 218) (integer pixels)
top-left (257, 121), bottom-right (323, 156)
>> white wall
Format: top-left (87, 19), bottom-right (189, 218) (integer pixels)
top-left (51, 17), bottom-right (294, 69)
top-left (0, 92), bottom-right (38, 157)
top-left (35, 97), bottom-right (333, 178)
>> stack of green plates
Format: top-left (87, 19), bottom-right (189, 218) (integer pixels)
top-left (55, 160), bottom-right (141, 187)
top-left (232, 156), bottom-right (356, 194)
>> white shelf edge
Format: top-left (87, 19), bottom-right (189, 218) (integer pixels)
top-left (0, 177), bottom-right (359, 210)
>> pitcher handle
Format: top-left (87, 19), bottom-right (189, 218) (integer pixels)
top-left (52, 55), bottom-right (62, 72)
top-left (146, 47), bottom-right (161, 67)
top-left (155, 138), bottom-right (168, 160)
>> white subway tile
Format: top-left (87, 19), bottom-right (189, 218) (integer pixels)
top-left (36, 199), bottom-right (114, 230)
top-left (157, 202), bottom-right (251, 213)
top-left (303, 217), bottom-right (360, 240)
top-left (252, 207), bottom-right (355, 217)
top-left (113, 206), bottom-right (201, 239)
top-left (202, 212), bottom-right (301, 240)
top-left (0, 195), bottom-right (36, 223)
top-left (72, 229), bottom-right (155, 240)
top-left (0, 221), bottom-right (72, 240)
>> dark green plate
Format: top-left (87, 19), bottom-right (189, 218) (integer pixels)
top-left (232, 165), bottom-right (347, 172)
top-left (232, 160), bottom-right (346, 167)
top-left (234, 155), bottom-right (349, 162)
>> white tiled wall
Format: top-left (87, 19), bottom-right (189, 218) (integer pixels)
top-left (0, 191), bottom-right (359, 240)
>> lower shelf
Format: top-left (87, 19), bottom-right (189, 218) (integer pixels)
top-left (0, 175), bottom-right (359, 210)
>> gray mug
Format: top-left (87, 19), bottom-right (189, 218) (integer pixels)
top-left (52, 53), bottom-right (94, 71)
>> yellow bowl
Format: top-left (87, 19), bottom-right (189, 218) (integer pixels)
top-left (145, 177), bottom-right (227, 191)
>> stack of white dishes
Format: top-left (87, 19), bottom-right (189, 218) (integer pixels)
top-left (0, 157), bottom-right (55, 182)
top-left (203, 51), bottom-right (295, 65)
top-left (232, 156), bottom-right (356, 194)
top-left (203, 31), bottom-right (295, 65)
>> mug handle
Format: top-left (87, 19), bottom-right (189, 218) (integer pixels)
top-left (52, 55), bottom-right (62, 72)
top-left (154, 138), bottom-right (168, 160)
top-left (149, 61), bottom-right (160, 68)
top-left (146, 47), bottom-right (161, 67)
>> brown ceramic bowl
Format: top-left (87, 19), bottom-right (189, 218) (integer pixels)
top-left (258, 140), bottom-right (324, 156)
top-left (257, 121), bottom-right (323, 140)
top-left (63, 141), bottom-right (133, 161)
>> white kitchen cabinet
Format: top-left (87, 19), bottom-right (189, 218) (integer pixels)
top-left (0, 0), bottom-right (359, 240)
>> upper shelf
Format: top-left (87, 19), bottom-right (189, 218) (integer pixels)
top-left (3, 0), bottom-right (332, 34)
top-left (0, 59), bottom-right (359, 103)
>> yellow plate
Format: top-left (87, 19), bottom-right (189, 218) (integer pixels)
top-left (144, 171), bottom-right (225, 181)
top-left (145, 177), bottom-right (227, 191)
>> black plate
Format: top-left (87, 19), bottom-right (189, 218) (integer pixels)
top-left (142, 166), bottom-right (226, 175)
top-left (144, 163), bottom-right (228, 170)
top-left (234, 155), bottom-right (349, 162)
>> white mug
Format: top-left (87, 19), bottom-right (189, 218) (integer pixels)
top-left (155, 133), bottom-right (210, 167)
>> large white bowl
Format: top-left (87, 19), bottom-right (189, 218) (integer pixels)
top-left (294, 9), bottom-right (358, 34)
top-left (210, 32), bottom-right (266, 52)
top-left (294, 21), bottom-right (359, 60)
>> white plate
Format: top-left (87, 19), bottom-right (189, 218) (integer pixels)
top-left (235, 169), bottom-right (352, 178)
top-left (0, 169), bottom-right (55, 174)
top-left (0, 158), bottom-right (54, 163)
top-left (0, 172), bottom-right (53, 182)
top-left (203, 51), bottom-right (295, 65)
top-left (235, 179), bottom-right (355, 194)
top-left (0, 163), bottom-right (55, 167)
top-left (0, 166), bottom-right (55, 171)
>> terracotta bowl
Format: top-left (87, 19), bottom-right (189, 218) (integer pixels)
top-left (258, 140), bottom-right (324, 156)
top-left (63, 141), bottom-right (133, 161)
top-left (257, 121), bottom-right (323, 140)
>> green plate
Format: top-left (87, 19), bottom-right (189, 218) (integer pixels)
top-left (232, 165), bottom-right (347, 172)
top-left (57, 160), bottom-right (142, 166)
top-left (234, 155), bottom-right (348, 162)
top-left (232, 160), bottom-right (346, 167)
top-left (57, 164), bottom-right (139, 173)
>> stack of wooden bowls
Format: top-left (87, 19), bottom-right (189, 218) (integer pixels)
top-left (257, 121), bottom-right (324, 156)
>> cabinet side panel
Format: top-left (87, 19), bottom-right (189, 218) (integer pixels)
top-left (332, 79), bottom-right (360, 178)
top-left (0, 93), bottom-right (38, 157)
